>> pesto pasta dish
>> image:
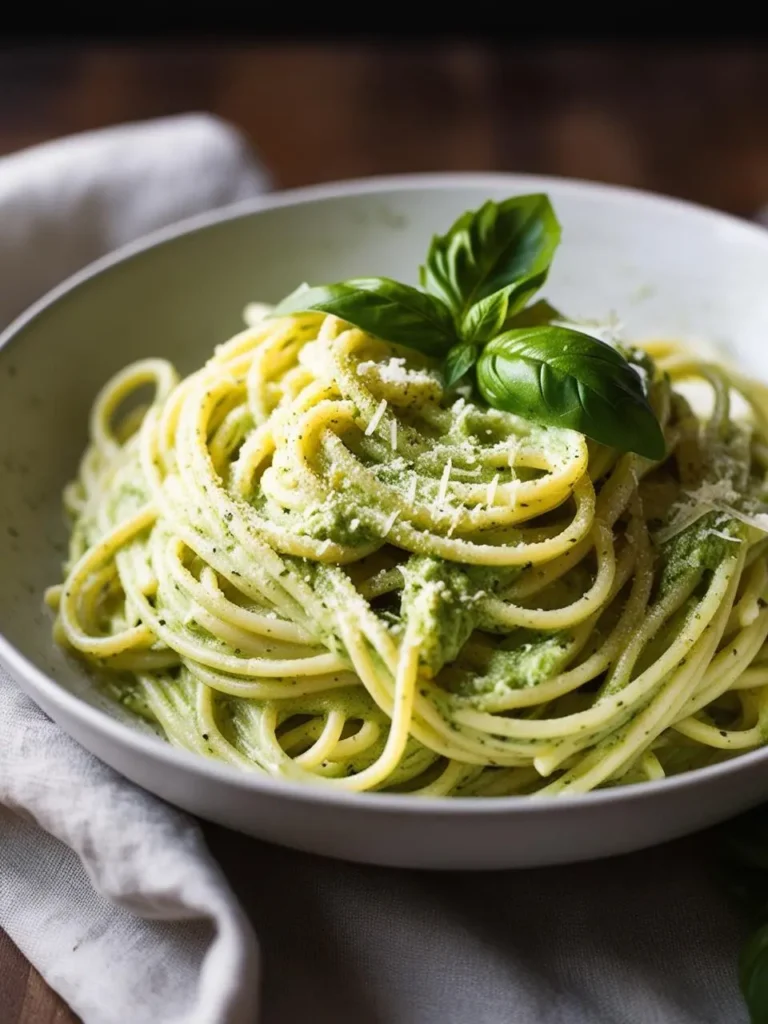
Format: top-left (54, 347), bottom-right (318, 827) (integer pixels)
top-left (46, 194), bottom-right (768, 797)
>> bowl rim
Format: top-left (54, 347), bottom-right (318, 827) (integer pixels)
top-left (3, 168), bottom-right (768, 816)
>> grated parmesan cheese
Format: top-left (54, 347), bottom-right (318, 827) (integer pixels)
top-left (705, 528), bottom-right (742, 544)
top-left (390, 418), bottom-right (398, 451)
top-left (437, 459), bottom-right (453, 506)
top-left (486, 474), bottom-right (500, 507)
top-left (654, 468), bottom-right (768, 546)
top-left (447, 505), bottom-right (464, 537)
top-left (383, 510), bottom-right (400, 536)
top-left (553, 310), bottom-right (624, 347)
top-left (242, 302), bottom-right (274, 326)
top-left (365, 399), bottom-right (388, 436)
top-left (357, 357), bottom-right (438, 387)
top-left (654, 478), bottom-right (745, 544)
top-left (712, 503), bottom-right (768, 535)
top-left (406, 473), bottom-right (418, 506)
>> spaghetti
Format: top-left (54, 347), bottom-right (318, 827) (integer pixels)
top-left (46, 306), bottom-right (768, 796)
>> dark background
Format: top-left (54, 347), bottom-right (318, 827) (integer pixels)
top-left (2, 37), bottom-right (768, 1023)
top-left (3, 43), bottom-right (768, 217)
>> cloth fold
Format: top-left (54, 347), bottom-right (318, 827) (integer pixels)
top-left (0, 686), bottom-right (258, 1024)
top-left (0, 113), bottom-right (269, 328)
top-left (0, 112), bottom-right (753, 1024)
top-left (0, 114), bottom-right (265, 1024)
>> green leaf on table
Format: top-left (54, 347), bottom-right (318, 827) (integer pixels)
top-left (723, 807), bottom-right (768, 1024)
top-left (270, 278), bottom-right (457, 357)
top-left (475, 325), bottom-right (666, 459)
top-left (742, 924), bottom-right (768, 1023)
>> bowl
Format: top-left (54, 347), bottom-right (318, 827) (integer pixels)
top-left (3, 172), bottom-right (768, 871)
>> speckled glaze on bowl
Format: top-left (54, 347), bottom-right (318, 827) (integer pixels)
top-left (3, 172), bottom-right (768, 870)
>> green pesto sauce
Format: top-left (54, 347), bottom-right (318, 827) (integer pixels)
top-left (466, 562), bottom-right (523, 594)
top-left (297, 495), bottom-right (382, 546)
top-left (658, 512), bottom-right (745, 596)
top-left (106, 677), bottom-right (157, 723)
top-left (454, 629), bottom-right (574, 697)
top-left (400, 556), bottom-right (481, 674)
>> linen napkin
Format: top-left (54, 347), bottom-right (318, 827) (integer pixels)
top-left (0, 113), bottom-right (753, 1024)
top-left (0, 113), bottom-right (269, 326)
top-left (0, 114), bottom-right (267, 1024)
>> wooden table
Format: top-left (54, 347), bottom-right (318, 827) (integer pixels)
top-left (2, 41), bottom-right (768, 1022)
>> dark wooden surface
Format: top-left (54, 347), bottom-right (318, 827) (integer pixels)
top-left (2, 41), bottom-right (768, 1022)
top-left (2, 44), bottom-right (768, 214)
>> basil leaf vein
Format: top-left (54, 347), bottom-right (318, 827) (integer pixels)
top-left (444, 342), bottom-right (479, 388)
top-left (476, 326), bottom-right (666, 459)
top-left (420, 194), bottom-right (561, 322)
top-left (271, 278), bottom-right (456, 356)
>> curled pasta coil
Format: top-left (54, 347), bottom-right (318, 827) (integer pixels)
top-left (47, 312), bottom-right (768, 796)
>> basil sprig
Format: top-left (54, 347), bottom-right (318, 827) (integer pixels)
top-left (421, 194), bottom-right (561, 329)
top-left (270, 193), bottom-right (665, 459)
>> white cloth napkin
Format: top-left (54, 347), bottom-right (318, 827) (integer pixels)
top-left (0, 113), bottom-right (269, 326)
top-left (0, 113), bottom-right (755, 1024)
top-left (0, 115), bottom-right (267, 1024)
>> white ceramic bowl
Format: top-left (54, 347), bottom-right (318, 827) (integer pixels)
top-left (3, 172), bottom-right (768, 870)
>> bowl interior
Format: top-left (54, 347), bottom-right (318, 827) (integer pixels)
top-left (3, 173), bottom-right (768, 730)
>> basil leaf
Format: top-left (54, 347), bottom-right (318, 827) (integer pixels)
top-left (462, 289), bottom-right (514, 344)
top-left (420, 194), bottom-right (561, 320)
top-left (475, 326), bottom-right (666, 459)
top-left (742, 925), bottom-right (768, 1023)
top-left (462, 292), bottom-right (564, 345)
top-left (444, 342), bottom-right (479, 388)
top-left (722, 808), bottom-right (768, 1024)
top-left (271, 278), bottom-right (456, 356)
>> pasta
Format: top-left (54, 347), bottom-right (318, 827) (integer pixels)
top-left (46, 304), bottom-right (768, 797)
